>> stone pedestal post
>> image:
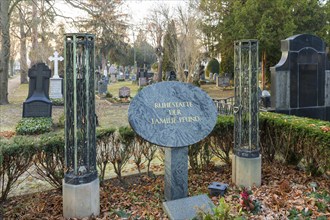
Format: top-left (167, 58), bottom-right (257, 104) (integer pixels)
top-left (49, 78), bottom-right (63, 99)
top-left (164, 147), bottom-right (188, 201)
top-left (232, 155), bottom-right (261, 187)
top-left (63, 178), bottom-right (100, 218)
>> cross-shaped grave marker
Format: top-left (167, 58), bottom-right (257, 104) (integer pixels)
top-left (48, 51), bottom-right (64, 78)
top-left (27, 63), bottom-right (51, 98)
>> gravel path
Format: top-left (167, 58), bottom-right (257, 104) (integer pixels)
top-left (8, 74), bottom-right (22, 98)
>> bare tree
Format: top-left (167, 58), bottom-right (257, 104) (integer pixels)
top-left (64, 0), bottom-right (129, 73)
top-left (10, 2), bottom-right (32, 84)
top-left (18, 6), bottom-right (29, 83)
top-left (174, 5), bottom-right (202, 83)
top-left (145, 5), bottom-right (171, 82)
top-left (11, 0), bottom-right (57, 83)
top-left (29, 0), bottom-right (56, 65)
top-left (0, 0), bottom-right (23, 105)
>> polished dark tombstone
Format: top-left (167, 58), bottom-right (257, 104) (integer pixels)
top-left (128, 81), bottom-right (217, 219)
top-left (23, 62), bottom-right (52, 117)
top-left (271, 34), bottom-right (330, 121)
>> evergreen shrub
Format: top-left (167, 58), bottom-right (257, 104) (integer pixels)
top-left (206, 58), bottom-right (220, 78)
top-left (50, 98), bottom-right (64, 106)
top-left (16, 117), bottom-right (53, 135)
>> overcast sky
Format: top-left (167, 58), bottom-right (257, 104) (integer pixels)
top-left (54, 0), bottom-right (187, 32)
top-left (123, 0), bottom-right (186, 26)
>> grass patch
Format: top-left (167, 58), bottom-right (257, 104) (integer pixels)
top-left (107, 81), bottom-right (139, 98)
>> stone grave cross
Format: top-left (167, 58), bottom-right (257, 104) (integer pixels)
top-left (48, 51), bottom-right (64, 78)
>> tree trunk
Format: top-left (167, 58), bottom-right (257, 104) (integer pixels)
top-left (156, 27), bottom-right (163, 82)
top-left (0, 1), bottom-right (10, 105)
top-left (157, 56), bottom-right (163, 82)
top-left (261, 51), bottom-right (266, 90)
top-left (101, 52), bottom-right (107, 75)
top-left (30, 1), bottom-right (39, 65)
top-left (19, 8), bottom-right (28, 84)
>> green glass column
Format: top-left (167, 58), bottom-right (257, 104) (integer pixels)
top-left (64, 33), bottom-right (97, 184)
top-left (233, 40), bottom-right (259, 158)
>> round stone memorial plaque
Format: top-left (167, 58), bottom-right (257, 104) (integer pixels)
top-left (128, 81), bottom-right (218, 147)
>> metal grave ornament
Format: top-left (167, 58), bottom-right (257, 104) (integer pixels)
top-left (232, 39), bottom-right (261, 188)
top-left (128, 81), bottom-right (218, 147)
top-left (63, 33), bottom-right (99, 218)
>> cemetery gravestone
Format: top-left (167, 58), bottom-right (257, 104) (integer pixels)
top-left (138, 77), bottom-right (147, 86)
top-left (98, 76), bottom-right (108, 95)
top-left (23, 63), bottom-right (52, 117)
top-left (213, 73), bottom-right (219, 81)
top-left (110, 74), bottom-right (117, 83)
top-left (95, 71), bottom-right (101, 91)
top-left (125, 71), bottom-right (130, 79)
top-left (209, 72), bottom-right (213, 80)
top-left (271, 34), bottom-right (330, 121)
top-left (49, 51), bottom-right (64, 99)
top-left (109, 65), bottom-right (117, 83)
top-left (217, 76), bottom-right (230, 87)
top-left (128, 81), bottom-right (217, 219)
top-left (119, 86), bottom-right (130, 98)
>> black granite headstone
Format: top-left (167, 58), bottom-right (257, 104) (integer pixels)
top-left (271, 34), bottom-right (330, 121)
top-left (23, 62), bottom-right (52, 117)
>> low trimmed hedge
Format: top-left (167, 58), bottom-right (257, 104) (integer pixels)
top-left (0, 136), bottom-right (37, 201)
top-left (259, 112), bottom-right (330, 175)
top-left (1, 112), bottom-right (329, 203)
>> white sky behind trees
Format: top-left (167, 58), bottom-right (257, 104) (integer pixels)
top-left (54, 0), bottom-right (187, 42)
